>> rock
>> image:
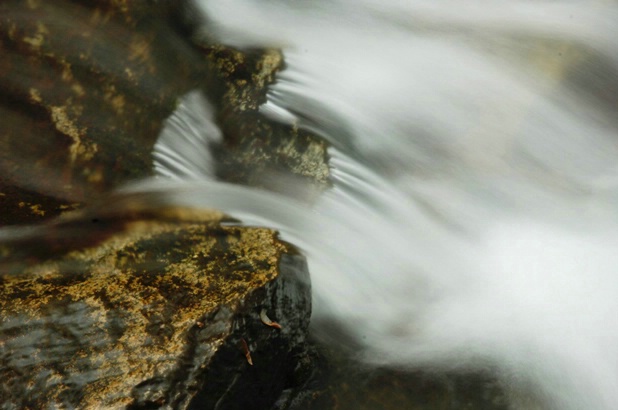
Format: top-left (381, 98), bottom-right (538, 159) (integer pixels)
top-left (272, 337), bottom-right (509, 410)
top-left (199, 44), bottom-right (331, 194)
top-left (0, 207), bottom-right (311, 409)
top-left (0, 0), bottom-right (210, 221)
top-left (0, 1), bottom-right (330, 227)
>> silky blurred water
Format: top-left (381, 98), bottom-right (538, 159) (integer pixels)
top-left (151, 1), bottom-right (618, 408)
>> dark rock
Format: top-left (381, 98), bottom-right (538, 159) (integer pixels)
top-left (273, 339), bottom-right (510, 410)
top-left (0, 0), bottom-right (210, 219)
top-left (0, 209), bottom-right (311, 409)
top-left (0, 1), bottom-right (330, 227)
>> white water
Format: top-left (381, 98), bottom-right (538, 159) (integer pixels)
top-left (156, 1), bottom-right (618, 408)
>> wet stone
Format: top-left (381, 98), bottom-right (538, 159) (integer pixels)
top-left (0, 211), bottom-right (311, 409)
top-left (272, 338), bottom-right (510, 410)
top-left (0, 0), bottom-right (210, 219)
top-left (197, 44), bottom-right (331, 196)
top-left (0, 1), bottom-right (330, 226)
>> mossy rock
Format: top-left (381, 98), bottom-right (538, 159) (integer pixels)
top-left (0, 208), bottom-right (311, 409)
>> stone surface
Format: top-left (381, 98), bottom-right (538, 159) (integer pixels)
top-left (198, 44), bottom-right (331, 194)
top-left (0, 0), bottom-right (210, 221)
top-left (0, 1), bottom-right (330, 226)
top-left (0, 208), bottom-right (311, 409)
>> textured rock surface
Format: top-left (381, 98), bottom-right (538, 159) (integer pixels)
top-left (201, 45), bottom-right (331, 193)
top-left (0, 0), bottom-right (209, 223)
top-left (0, 209), bottom-right (311, 409)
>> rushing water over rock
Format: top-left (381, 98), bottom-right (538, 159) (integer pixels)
top-left (153, 1), bottom-right (618, 408)
top-left (5, 0), bottom-right (615, 408)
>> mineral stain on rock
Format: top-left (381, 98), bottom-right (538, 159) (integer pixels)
top-left (0, 210), bottom-right (311, 409)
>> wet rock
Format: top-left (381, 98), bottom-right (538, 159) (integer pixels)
top-left (0, 0), bottom-right (210, 220)
top-left (197, 44), bottom-right (331, 195)
top-left (0, 208), bottom-right (311, 409)
top-left (0, 1), bottom-right (330, 227)
top-left (273, 339), bottom-right (509, 410)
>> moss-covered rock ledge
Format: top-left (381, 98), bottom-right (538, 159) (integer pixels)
top-left (0, 208), bottom-right (311, 409)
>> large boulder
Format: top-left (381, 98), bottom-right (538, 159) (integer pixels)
top-left (0, 207), bottom-right (311, 409)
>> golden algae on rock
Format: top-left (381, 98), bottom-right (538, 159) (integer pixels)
top-left (0, 210), bottom-right (311, 409)
top-left (199, 44), bottom-right (331, 193)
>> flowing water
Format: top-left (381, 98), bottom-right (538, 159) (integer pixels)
top-left (153, 1), bottom-right (618, 408)
top-left (8, 1), bottom-right (618, 408)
